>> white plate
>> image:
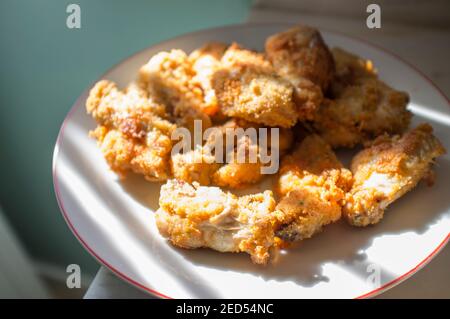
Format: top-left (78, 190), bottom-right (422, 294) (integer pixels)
top-left (53, 23), bottom-right (450, 299)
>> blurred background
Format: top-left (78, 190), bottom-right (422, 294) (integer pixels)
top-left (0, 0), bottom-right (251, 298)
top-left (0, 0), bottom-right (448, 298)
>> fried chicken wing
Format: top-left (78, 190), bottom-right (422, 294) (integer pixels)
top-left (86, 80), bottom-right (176, 181)
top-left (212, 44), bottom-right (299, 128)
top-left (156, 179), bottom-right (280, 264)
top-left (312, 48), bottom-right (411, 148)
top-left (265, 25), bottom-right (335, 119)
top-left (344, 124), bottom-right (446, 226)
top-left (139, 49), bottom-right (212, 132)
top-left (275, 135), bottom-right (353, 242)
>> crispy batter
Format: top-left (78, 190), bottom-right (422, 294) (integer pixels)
top-left (275, 134), bottom-right (353, 242)
top-left (313, 48), bottom-right (412, 148)
top-left (139, 49), bottom-right (212, 132)
top-left (189, 42), bottom-right (228, 119)
top-left (212, 44), bottom-right (299, 128)
top-left (211, 119), bottom-right (293, 188)
top-left (170, 118), bottom-right (293, 188)
top-left (210, 119), bottom-right (264, 188)
top-left (265, 25), bottom-right (335, 119)
top-left (171, 147), bottom-right (220, 185)
top-left (156, 179), bottom-right (280, 264)
top-left (332, 47), bottom-right (376, 83)
top-left (212, 161), bottom-right (263, 189)
top-left (87, 80), bottom-right (176, 181)
top-left (344, 124), bottom-right (446, 226)
top-left (218, 118), bottom-right (294, 155)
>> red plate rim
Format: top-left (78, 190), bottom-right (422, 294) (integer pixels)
top-left (52, 22), bottom-right (450, 299)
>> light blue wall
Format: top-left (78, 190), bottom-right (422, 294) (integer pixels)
top-left (0, 0), bottom-right (251, 275)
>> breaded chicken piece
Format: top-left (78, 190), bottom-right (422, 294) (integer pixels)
top-left (219, 118), bottom-right (294, 155)
top-left (170, 147), bottom-right (221, 185)
top-left (86, 80), bottom-right (176, 181)
top-left (313, 48), bottom-right (411, 148)
top-left (139, 49), bottom-right (212, 132)
top-left (331, 47), bottom-right (376, 86)
top-left (155, 179), bottom-right (280, 264)
top-left (212, 133), bottom-right (263, 188)
top-left (344, 124), bottom-right (446, 226)
top-left (211, 119), bottom-right (293, 188)
top-left (212, 44), bottom-right (299, 128)
top-left (169, 117), bottom-right (293, 188)
top-left (189, 42), bottom-right (228, 119)
top-left (265, 25), bottom-right (335, 119)
top-left (275, 135), bottom-right (353, 242)
top-left (169, 118), bottom-right (262, 188)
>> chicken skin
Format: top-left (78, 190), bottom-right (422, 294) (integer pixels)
top-left (344, 124), bottom-right (446, 226)
top-left (212, 44), bottom-right (299, 128)
top-left (156, 179), bottom-right (280, 264)
top-left (275, 134), bottom-right (353, 242)
top-left (265, 25), bottom-right (335, 119)
top-left (313, 48), bottom-right (412, 148)
top-left (86, 80), bottom-right (176, 181)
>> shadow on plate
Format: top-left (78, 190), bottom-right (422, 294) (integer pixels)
top-left (118, 157), bottom-right (450, 289)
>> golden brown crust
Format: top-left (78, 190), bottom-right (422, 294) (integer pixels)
top-left (275, 135), bottom-right (353, 242)
top-left (156, 179), bottom-right (279, 264)
top-left (266, 26), bottom-right (335, 91)
top-left (139, 49), bottom-right (212, 132)
top-left (265, 26), bottom-right (335, 120)
top-left (209, 119), bottom-right (293, 188)
top-left (170, 148), bottom-right (220, 186)
top-left (312, 48), bottom-right (412, 148)
top-left (189, 42), bottom-right (228, 118)
top-left (344, 124), bottom-right (446, 226)
top-left (86, 80), bottom-right (175, 181)
top-left (212, 44), bottom-right (299, 128)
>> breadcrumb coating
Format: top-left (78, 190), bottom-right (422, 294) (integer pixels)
top-left (171, 147), bottom-right (220, 185)
top-left (156, 179), bottom-right (280, 264)
top-left (212, 44), bottom-right (299, 128)
top-left (86, 80), bottom-right (176, 181)
top-left (275, 135), bottom-right (353, 242)
top-left (212, 119), bottom-right (293, 188)
top-left (344, 124), bottom-right (446, 226)
top-left (313, 48), bottom-right (412, 148)
top-left (139, 49), bottom-right (212, 132)
top-left (266, 25), bottom-right (335, 119)
top-left (189, 42), bottom-right (228, 119)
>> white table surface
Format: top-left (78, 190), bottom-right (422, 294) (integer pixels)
top-left (85, 7), bottom-right (450, 299)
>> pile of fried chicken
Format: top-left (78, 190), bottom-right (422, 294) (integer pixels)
top-left (86, 25), bottom-right (446, 265)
